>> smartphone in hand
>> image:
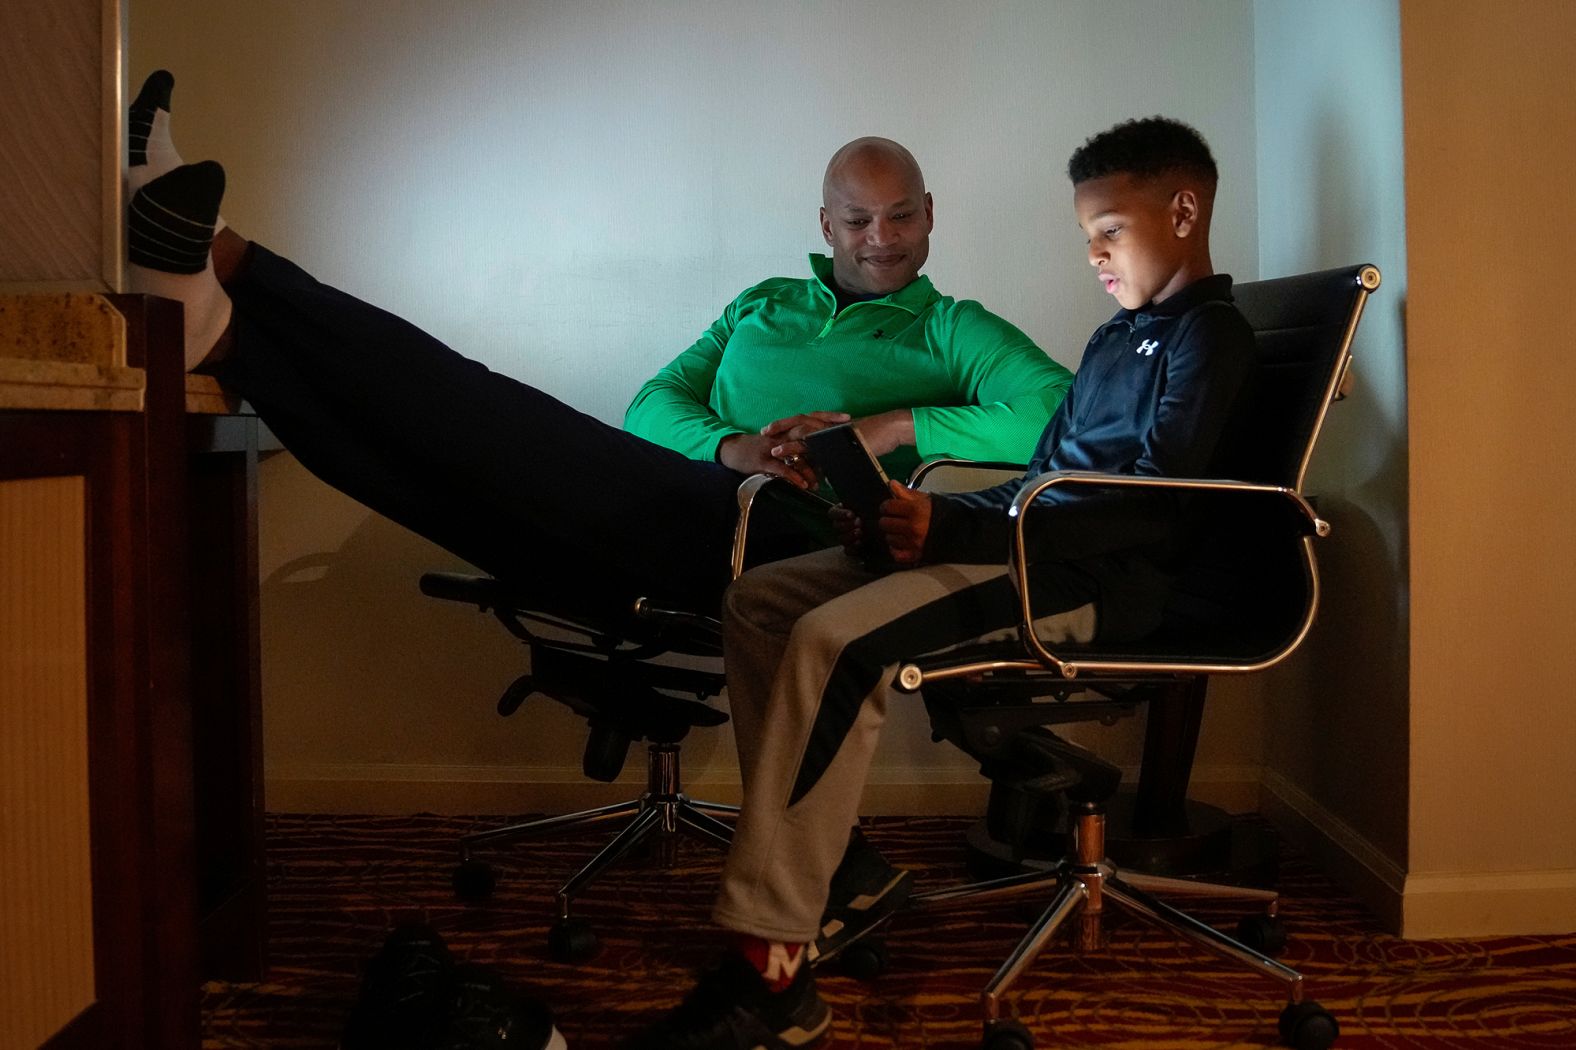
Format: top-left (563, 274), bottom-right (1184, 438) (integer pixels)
top-left (803, 424), bottom-right (897, 570)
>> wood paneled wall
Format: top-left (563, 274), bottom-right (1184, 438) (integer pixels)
top-left (0, 1), bottom-right (121, 291)
top-left (0, 476), bottom-right (97, 1049)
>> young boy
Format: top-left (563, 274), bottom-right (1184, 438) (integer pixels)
top-left (624, 116), bottom-right (1255, 1048)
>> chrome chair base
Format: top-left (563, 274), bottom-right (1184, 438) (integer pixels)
top-left (913, 804), bottom-right (1336, 1049)
top-left (964, 795), bottom-right (1281, 884)
top-left (456, 742), bottom-right (738, 925)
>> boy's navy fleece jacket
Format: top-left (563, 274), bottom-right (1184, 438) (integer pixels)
top-left (923, 273), bottom-right (1255, 641)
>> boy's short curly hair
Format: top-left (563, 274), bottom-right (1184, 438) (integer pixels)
top-left (1067, 117), bottom-right (1217, 186)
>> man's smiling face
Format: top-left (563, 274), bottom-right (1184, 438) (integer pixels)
top-left (820, 151), bottom-right (933, 296)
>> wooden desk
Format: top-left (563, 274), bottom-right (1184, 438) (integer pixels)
top-left (1, 294), bottom-right (198, 1050)
top-left (1, 294), bottom-right (269, 1048)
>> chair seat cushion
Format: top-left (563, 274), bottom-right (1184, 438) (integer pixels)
top-left (419, 571), bottom-right (722, 657)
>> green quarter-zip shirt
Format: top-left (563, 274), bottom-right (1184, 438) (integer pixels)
top-left (623, 254), bottom-right (1073, 480)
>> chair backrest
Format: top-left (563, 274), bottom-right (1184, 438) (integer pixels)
top-left (1149, 264), bottom-right (1380, 658)
top-left (909, 266), bottom-right (1384, 785)
top-left (1212, 264), bottom-right (1381, 492)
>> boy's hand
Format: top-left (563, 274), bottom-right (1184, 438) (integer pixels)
top-left (829, 504), bottom-right (863, 556)
top-left (878, 481), bottom-right (931, 565)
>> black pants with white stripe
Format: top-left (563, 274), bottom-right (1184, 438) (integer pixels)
top-left (713, 547), bottom-right (1098, 942)
top-left (213, 244), bottom-right (800, 618)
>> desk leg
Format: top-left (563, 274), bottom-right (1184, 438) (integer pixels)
top-left (187, 417), bottom-right (267, 981)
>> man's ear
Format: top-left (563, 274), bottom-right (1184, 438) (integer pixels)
top-left (923, 191), bottom-right (935, 231)
top-left (1171, 188), bottom-right (1199, 238)
top-left (820, 206), bottom-right (834, 247)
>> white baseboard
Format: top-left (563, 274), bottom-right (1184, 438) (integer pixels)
top-left (265, 761), bottom-right (1261, 819)
top-left (1260, 768), bottom-right (1406, 932)
top-left (1222, 771), bottom-right (1576, 938)
top-left (266, 764), bottom-right (692, 816)
top-left (1401, 868), bottom-right (1576, 939)
top-left (265, 761), bottom-right (993, 816)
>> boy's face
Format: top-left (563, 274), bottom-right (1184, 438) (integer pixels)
top-left (1073, 173), bottom-right (1199, 310)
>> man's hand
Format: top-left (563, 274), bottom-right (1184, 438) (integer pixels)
top-left (717, 432), bottom-right (819, 488)
top-left (758, 410), bottom-right (851, 477)
top-left (878, 481), bottom-right (931, 565)
top-left (722, 407), bottom-right (917, 490)
top-left (760, 410), bottom-right (851, 443)
top-left (852, 409), bottom-right (917, 457)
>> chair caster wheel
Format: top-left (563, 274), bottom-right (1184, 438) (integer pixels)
top-left (982, 1017), bottom-right (1034, 1050)
top-left (452, 858), bottom-right (496, 902)
top-left (547, 918), bottom-right (599, 963)
top-left (838, 938), bottom-right (890, 980)
top-left (1279, 1000), bottom-right (1339, 1050)
top-left (1236, 913), bottom-right (1288, 955)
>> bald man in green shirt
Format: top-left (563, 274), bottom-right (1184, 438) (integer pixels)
top-left (627, 138), bottom-right (1070, 485)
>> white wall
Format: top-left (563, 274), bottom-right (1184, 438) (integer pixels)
top-left (1251, 1), bottom-right (1411, 926)
top-left (131, 0), bottom-right (1263, 813)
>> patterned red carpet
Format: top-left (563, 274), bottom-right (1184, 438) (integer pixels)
top-left (201, 813), bottom-right (1576, 1049)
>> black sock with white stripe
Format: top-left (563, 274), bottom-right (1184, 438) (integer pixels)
top-left (128, 69), bottom-right (174, 174)
top-left (127, 162), bottom-right (233, 368)
top-left (127, 69), bottom-right (226, 231)
top-left (128, 161), bottom-right (223, 273)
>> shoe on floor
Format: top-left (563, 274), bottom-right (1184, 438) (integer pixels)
top-left (808, 827), bottom-right (913, 966)
top-left (439, 962), bottom-right (567, 1050)
top-left (341, 923), bottom-right (457, 1050)
top-left (621, 951), bottom-right (830, 1049)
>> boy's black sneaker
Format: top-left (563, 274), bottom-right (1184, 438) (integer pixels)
top-left (807, 827), bottom-right (912, 966)
top-left (621, 952), bottom-right (830, 1049)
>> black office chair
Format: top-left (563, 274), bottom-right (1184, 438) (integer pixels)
top-left (878, 263), bottom-right (1382, 1050)
top-left (420, 479), bottom-right (836, 962)
top-left (419, 571), bottom-right (739, 962)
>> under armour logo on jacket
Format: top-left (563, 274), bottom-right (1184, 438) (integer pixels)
top-left (1136, 339), bottom-right (1160, 356)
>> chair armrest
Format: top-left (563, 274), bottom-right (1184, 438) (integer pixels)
top-left (907, 457), bottom-right (1026, 491)
top-left (733, 459), bottom-right (1027, 579)
top-left (1004, 470), bottom-right (1327, 678)
top-left (731, 473), bottom-right (835, 580)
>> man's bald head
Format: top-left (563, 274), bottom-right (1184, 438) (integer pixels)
top-left (819, 137), bottom-right (934, 295)
top-left (822, 137), bottom-right (927, 203)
